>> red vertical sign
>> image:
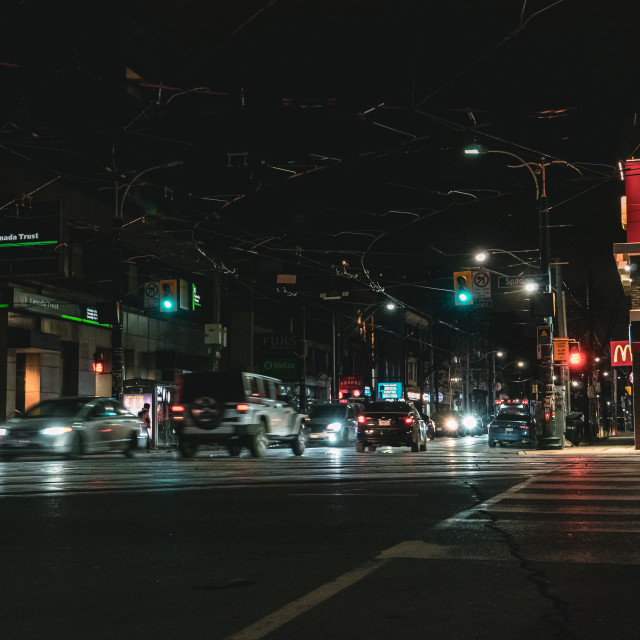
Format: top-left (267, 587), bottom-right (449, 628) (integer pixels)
top-left (624, 160), bottom-right (640, 242)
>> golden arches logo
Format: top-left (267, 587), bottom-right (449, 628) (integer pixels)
top-left (613, 343), bottom-right (632, 365)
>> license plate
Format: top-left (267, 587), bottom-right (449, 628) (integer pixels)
top-left (378, 419), bottom-right (391, 426)
top-left (505, 428), bottom-right (513, 432)
top-left (436, 427), bottom-right (442, 431)
top-left (11, 439), bottom-right (30, 447)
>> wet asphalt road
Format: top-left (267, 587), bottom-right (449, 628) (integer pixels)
top-left (1, 435), bottom-right (640, 640)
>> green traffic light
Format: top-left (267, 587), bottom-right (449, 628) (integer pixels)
top-left (457, 291), bottom-right (470, 302)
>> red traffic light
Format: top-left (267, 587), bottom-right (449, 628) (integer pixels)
top-left (569, 350), bottom-right (583, 366)
top-left (93, 351), bottom-right (105, 374)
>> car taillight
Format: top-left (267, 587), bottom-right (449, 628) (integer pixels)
top-left (171, 405), bottom-right (185, 413)
top-left (404, 417), bottom-right (414, 425)
top-left (520, 426), bottom-right (530, 431)
top-left (357, 415), bottom-right (366, 424)
top-left (237, 404), bottom-right (250, 413)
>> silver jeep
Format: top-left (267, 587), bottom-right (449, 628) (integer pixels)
top-left (172, 371), bottom-right (307, 458)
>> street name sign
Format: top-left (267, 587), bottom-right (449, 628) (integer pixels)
top-left (498, 274), bottom-right (548, 289)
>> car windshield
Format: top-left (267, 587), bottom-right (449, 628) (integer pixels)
top-left (366, 402), bottom-right (412, 413)
top-left (309, 405), bottom-right (346, 418)
top-left (22, 398), bottom-right (88, 418)
top-left (495, 412), bottom-right (529, 421)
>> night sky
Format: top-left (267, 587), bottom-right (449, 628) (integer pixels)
top-left (1, 0), bottom-right (639, 353)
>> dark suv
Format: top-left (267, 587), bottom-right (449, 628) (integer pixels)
top-left (356, 401), bottom-right (428, 452)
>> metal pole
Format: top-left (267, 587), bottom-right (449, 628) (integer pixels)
top-left (332, 302), bottom-right (337, 401)
top-left (491, 351), bottom-right (496, 413)
top-left (300, 303), bottom-right (307, 413)
top-left (537, 165), bottom-right (562, 449)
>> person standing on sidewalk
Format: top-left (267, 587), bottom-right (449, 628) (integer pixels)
top-left (139, 403), bottom-right (152, 450)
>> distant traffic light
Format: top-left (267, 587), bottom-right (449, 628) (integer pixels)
top-left (453, 271), bottom-right (473, 306)
top-left (159, 279), bottom-right (178, 312)
top-left (93, 351), bottom-right (105, 374)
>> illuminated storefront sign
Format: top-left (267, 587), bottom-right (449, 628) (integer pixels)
top-left (377, 382), bottom-right (402, 400)
top-left (12, 289), bottom-right (111, 327)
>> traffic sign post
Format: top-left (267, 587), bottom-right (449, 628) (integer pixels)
top-left (472, 269), bottom-right (492, 308)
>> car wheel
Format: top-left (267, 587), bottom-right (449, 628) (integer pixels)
top-left (249, 421), bottom-right (268, 458)
top-left (124, 431), bottom-right (138, 458)
top-left (488, 439), bottom-right (496, 448)
top-left (291, 431), bottom-right (306, 456)
top-left (66, 433), bottom-right (83, 459)
top-left (227, 444), bottom-right (242, 457)
top-left (178, 439), bottom-right (198, 458)
top-left (356, 440), bottom-right (366, 452)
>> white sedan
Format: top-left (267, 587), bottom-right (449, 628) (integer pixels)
top-left (0, 396), bottom-right (145, 460)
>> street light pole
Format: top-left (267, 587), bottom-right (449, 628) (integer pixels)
top-left (111, 161), bottom-right (183, 399)
top-left (465, 146), bottom-right (571, 448)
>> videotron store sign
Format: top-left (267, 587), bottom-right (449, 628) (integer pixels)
top-left (12, 289), bottom-right (111, 327)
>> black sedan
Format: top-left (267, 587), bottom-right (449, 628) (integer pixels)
top-left (356, 401), bottom-right (428, 452)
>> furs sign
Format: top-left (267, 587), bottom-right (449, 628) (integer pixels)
top-left (610, 341), bottom-right (632, 367)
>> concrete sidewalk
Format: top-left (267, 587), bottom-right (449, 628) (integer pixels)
top-left (520, 434), bottom-right (639, 455)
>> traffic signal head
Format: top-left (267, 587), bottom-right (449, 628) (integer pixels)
top-left (159, 279), bottom-right (178, 312)
top-left (453, 271), bottom-right (473, 306)
top-left (93, 351), bottom-right (105, 374)
top-left (569, 348), bottom-right (583, 368)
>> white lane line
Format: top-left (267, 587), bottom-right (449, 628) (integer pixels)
top-left (439, 473), bottom-right (545, 524)
top-left (291, 493), bottom-right (418, 497)
top-left (496, 492), bottom-right (640, 501)
top-left (224, 558), bottom-right (389, 640)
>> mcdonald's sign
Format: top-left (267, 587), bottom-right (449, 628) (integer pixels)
top-left (611, 341), bottom-right (632, 367)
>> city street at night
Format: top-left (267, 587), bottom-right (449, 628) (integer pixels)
top-left (2, 3), bottom-right (640, 638)
top-left (2, 437), bottom-right (640, 640)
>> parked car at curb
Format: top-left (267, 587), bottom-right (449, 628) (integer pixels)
top-left (306, 402), bottom-right (363, 446)
top-left (488, 411), bottom-right (536, 448)
top-left (356, 401), bottom-right (428, 452)
top-left (171, 371), bottom-right (307, 458)
top-left (0, 396), bottom-right (144, 460)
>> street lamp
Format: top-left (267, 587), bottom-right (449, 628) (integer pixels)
top-left (465, 144), bottom-right (581, 449)
top-left (111, 160), bottom-right (184, 399)
top-left (474, 248), bottom-right (539, 269)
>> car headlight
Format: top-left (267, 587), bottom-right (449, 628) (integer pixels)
top-left (462, 416), bottom-right (477, 428)
top-left (0, 427), bottom-right (7, 436)
top-left (42, 427), bottom-right (73, 436)
top-left (326, 422), bottom-right (343, 431)
top-left (445, 418), bottom-right (458, 429)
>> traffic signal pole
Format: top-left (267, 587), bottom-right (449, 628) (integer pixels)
top-left (536, 164), bottom-right (563, 449)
